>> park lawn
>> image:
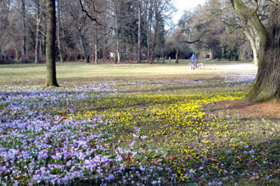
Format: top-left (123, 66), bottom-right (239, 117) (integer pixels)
top-left (0, 61), bottom-right (279, 185)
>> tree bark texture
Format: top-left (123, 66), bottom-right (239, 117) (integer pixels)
top-left (244, 28), bottom-right (258, 66)
top-left (45, 0), bottom-right (59, 87)
top-left (248, 2), bottom-right (280, 102)
top-left (231, 0), bottom-right (266, 72)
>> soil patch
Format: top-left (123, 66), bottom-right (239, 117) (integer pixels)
top-left (205, 100), bottom-right (280, 120)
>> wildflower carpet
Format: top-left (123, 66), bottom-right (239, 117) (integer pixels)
top-left (0, 62), bottom-right (279, 185)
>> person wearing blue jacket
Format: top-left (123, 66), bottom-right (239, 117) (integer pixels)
top-left (191, 54), bottom-right (196, 68)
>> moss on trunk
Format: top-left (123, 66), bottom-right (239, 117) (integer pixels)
top-left (248, 2), bottom-right (280, 102)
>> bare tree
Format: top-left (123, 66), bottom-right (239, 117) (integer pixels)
top-left (67, 0), bottom-right (90, 63)
top-left (57, 0), bottom-right (64, 63)
top-left (31, 0), bottom-right (45, 64)
top-left (21, 0), bottom-right (27, 60)
top-left (137, 0), bottom-right (142, 63)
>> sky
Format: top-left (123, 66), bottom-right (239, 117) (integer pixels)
top-left (173, 0), bottom-right (206, 23)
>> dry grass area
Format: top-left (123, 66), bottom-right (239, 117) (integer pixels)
top-left (206, 100), bottom-right (280, 119)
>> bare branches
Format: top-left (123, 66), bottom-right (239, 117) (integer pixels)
top-left (179, 37), bottom-right (201, 44)
top-left (269, 0), bottom-right (280, 5)
top-left (78, 0), bottom-right (101, 25)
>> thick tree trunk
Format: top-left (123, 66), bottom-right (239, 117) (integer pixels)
top-left (45, 0), bottom-right (59, 87)
top-left (248, 2), bottom-right (280, 102)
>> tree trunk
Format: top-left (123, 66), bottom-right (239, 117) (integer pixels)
top-left (137, 0), bottom-right (141, 63)
top-left (57, 0), bottom-right (64, 63)
top-left (244, 28), bottom-right (258, 66)
top-left (21, 0), bottom-right (27, 60)
top-left (211, 44), bottom-right (214, 60)
top-left (132, 29), bottom-right (136, 61)
top-left (175, 46), bottom-right (179, 63)
top-left (231, 0), bottom-right (266, 73)
top-left (162, 56), bottom-right (165, 63)
top-left (102, 26), bottom-right (107, 62)
top-left (147, 26), bottom-right (150, 63)
top-left (35, 1), bottom-right (42, 64)
top-left (79, 33), bottom-right (89, 63)
top-left (150, 0), bottom-right (159, 63)
top-left (116, 29), bottom-right (121, 63)
top-left (114, 0), bottom-right (121, 64)
top-left (45, 0), bottom-right (59, 87)
top-left (41, 19), bottom-right (46, 59)
top-left (15, 49), bottom-right (19, 61)
top-left (161, 47), bottom-right (165, 63)
top-left (146, 0), bottom-right (153, 63)
top-left (95, 42), bottom-right (98, 64)
top-left (248, 2), bottom-right (280, 102)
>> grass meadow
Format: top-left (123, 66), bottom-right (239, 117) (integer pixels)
top-left (0, 59), bottom-right (279, 185)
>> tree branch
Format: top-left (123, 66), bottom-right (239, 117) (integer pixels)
top-left (179, 37), bottom-right (201, 44)
top-left (78, 0), bottom-right (101, 25)
top-left (269, 0), bottom-right (280, 5)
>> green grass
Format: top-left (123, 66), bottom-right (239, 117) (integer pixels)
top-left (0, 61), bottom-right (279, 185)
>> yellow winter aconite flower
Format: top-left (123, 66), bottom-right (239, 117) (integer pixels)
top-left (62, 90), bottom-right (249, 175)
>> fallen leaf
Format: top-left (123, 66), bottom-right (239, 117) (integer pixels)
top-left (249, 174), bottom-right (260, 181)
top-left (170, 156), bottom-right (176, 161)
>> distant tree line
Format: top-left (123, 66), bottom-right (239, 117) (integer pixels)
top-left (0, 0), bottom-right (178, 64)
top-left (0, 0), bottom-right (270, 64)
